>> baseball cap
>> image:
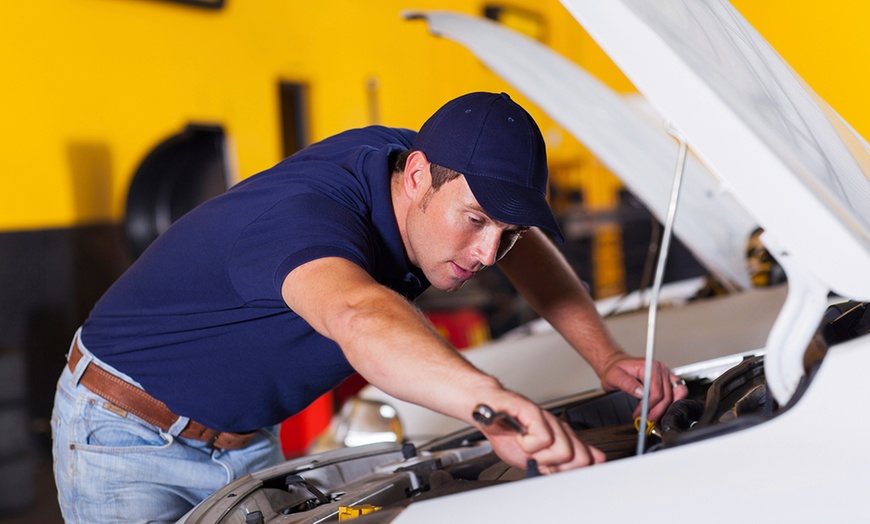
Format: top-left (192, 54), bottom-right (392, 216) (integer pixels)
top-left (412, 92), bottom-right (564, 243)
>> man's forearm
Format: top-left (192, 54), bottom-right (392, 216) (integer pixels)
top-left (497, 229), bottom-right (627, 375)
top-left (283, 256), bottom-right (504, 425)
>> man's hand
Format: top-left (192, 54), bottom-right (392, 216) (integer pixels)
top-left (473, 391), bottom-right (605, 474)
top-left (599, 353), bottom-right (688, 421)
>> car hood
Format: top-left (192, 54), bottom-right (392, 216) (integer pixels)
top-left (558, 0), bottom-right (870, 404)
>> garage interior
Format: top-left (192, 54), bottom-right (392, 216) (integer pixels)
top-left (1, 1), bottom-right (867, 522)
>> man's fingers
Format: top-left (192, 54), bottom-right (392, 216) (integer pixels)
top-left (520, 416), bottom-right (603, 472)
top-left (535, 435), bottom-right (605, 474)
top-left (516, 410), bottom-right (561, 455)
top-left (630, 363), bottom-right (689, 421)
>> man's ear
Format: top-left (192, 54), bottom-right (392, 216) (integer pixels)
top-left (402, 151), bottom-right (431, 198)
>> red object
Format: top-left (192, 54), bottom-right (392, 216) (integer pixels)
top-left (279, 391), bottom-right (334, 458)
top-left (424, 308), bottom-right (491, 349)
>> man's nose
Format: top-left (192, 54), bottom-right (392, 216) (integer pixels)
top-left (473, 229), bottom-right (501, 267)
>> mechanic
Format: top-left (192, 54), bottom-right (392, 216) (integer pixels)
top-left (52, 91), bottom-right (687, 523)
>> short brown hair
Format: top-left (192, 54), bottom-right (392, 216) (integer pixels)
top-left (392, 150), bottom-right (462, 190)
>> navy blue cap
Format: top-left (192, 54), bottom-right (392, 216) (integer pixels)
top-left (412, 92), bottom-right (564, 243)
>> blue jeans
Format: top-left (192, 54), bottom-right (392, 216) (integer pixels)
top-left (51, 333), bottom-right (286, 523)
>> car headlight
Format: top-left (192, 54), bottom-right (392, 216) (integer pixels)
top-left (308, 398), bottom-right (404, 454)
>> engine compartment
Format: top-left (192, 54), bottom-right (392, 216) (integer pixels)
top-left (184, 358), bottom-right (775, 524)
top-left (183, 300), bottom-right (870, 524)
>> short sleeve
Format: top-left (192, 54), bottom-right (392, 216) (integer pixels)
top-left (228, 193), bottom-right (374, 302)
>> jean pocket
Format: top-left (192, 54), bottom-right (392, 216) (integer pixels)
top-left (74, 397), bottom-right (172, 454)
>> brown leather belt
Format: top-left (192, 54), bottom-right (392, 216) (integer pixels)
top-left (69, 340), bottom-right (256, 450)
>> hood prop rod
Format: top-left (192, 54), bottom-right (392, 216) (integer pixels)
top-left (637, 122), bottom-right (689, 456)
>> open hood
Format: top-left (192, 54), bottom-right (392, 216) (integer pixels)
top-left (558, 0), bottom-right (870, 403)
top-left (404, 10), bottom-right (758, 290)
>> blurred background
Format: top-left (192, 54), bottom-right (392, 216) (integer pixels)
top-left (1, 0), bottom-right (868, 521)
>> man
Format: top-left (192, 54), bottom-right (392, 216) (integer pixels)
top-left (52, 92), bottom-right (686, 522)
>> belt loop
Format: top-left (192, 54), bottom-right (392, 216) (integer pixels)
top-left (167, 415), bottom-right (190, 437)
top-left (69, 328), bottom-right (93, 387)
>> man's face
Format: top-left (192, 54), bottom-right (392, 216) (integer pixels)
top-left (404, 165), bottom-right (527, 292)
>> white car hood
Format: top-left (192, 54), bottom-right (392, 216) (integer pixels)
top-left (558, 0), bottom-right (870, 403)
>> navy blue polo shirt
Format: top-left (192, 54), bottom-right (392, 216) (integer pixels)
top-left (81, 126), bottom-right (428, 433)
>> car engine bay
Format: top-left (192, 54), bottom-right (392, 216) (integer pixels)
top-left (182, 300), bottom-right (869, 524)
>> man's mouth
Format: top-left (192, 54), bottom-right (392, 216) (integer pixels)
top-left (451, 262), bottom-right (475, 281)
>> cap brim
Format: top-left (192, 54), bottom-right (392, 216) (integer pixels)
top-left (464, 174), bottom-right (564, 243)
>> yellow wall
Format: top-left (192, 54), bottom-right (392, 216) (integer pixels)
top-left (2, 0), bottom-right (869, 235)
top-left (734, 0), bottom-right (870, 138)
top-left (0, 0), bottom-right (569, 232)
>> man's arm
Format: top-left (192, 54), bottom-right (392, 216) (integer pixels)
top-left (282, 256), bottom-right (604, 472)
top-left (496, 228), bottom-right (687, 421)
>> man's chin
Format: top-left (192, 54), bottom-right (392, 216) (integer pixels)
top-left (431, 278), bottom-right (467, 293)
